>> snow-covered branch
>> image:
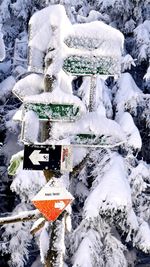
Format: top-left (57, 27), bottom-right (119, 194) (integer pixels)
top-left (0, 209), bottom-right (41, 225)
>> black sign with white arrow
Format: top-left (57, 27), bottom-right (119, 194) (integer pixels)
top-left (23, 145), bottom-right (61, 171)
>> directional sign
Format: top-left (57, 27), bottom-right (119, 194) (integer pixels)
top-left (23, 145), bottom-right (72, 172)
top-left (63, 55), bottom-right (120, 76)
top-left (32, 180), bottom-right (74, 221)
top-left (71, 134), bottom-right (125, 148)
top-left (24, 103), bottom-right (80, 121)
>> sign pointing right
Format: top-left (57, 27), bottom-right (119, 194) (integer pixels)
top-left (32, 181), bottom-right (74, 221)
top-left (55, 201), bottom-right (65, 210)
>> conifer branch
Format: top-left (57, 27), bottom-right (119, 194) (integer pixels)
top-left (0, 209), bottom-right (41, 225)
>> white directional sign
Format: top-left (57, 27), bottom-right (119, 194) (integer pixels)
top-left (32, 180), bottom-right (74, 221)
top-left (29, 150), bottom-right (49, 165)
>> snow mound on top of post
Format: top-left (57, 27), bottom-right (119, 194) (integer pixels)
top-left (29, 4), bottom-right (72, 52)
top-left (29, 4), bottom-right (124, 58)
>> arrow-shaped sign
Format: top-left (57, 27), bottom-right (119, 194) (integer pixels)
top-left (32, 180), bottom-right (74, 221)
top-left (29, 150), bottom-right (49, 165)
top-left (54, 201), bottom-right (65, 210)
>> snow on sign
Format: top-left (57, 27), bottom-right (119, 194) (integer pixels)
top-left (63, 55), bottom-right (120, 76)
top-left (24, 103), bottom-right (80, 121)
top-left (32, 180), bottom-right (74, 221)
top-left (23, 145), bottom-right (72, 172)
top-left (63, 21), bottom-right (123, 76)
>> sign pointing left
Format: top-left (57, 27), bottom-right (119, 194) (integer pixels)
top-left (29, 150), bottom-right (49, 165)
top-left (23, 145), bottom-right (61, 171)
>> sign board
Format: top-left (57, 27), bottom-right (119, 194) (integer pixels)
top-left (23, 144), bottom-right (72, 172)
top-left (32, 180), bottom-right (74, 221)
top-left (24, 103), bottom-right (80, 121)
top-left (63, 55), bottom-right (120, 76)
top-left (71, 134), bottom-right (125, 148)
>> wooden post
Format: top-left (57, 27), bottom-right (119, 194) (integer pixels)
top-left (89, 75), bottom-right (96, 112)
top-left (42, 65), bottom-right (65, 267)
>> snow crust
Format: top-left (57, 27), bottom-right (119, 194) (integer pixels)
top-left (39, 226), bottom-right (49, 263)
top-left (29, 5), bottom-right (72, 52)
top-left (11, 166), bottom-right (46, 201)
top-left (12, 73), bottom-right (44, 101)
top-left (135, 221), bottom-right (150, 253)
top-left (114, 72), bottom-right (142, 113)
top-left (12, 109), bottom-right (23, 121)
top-left (22, 111), bottom-right (39, 143)
top-left (74, 112), bottom-right (126, 141)
top-left (67, 21), bottom-right (124, 57)
top-left (0, 28), bottom-right (5, 61)
top-left (0, 76), bottom-right (16, 102)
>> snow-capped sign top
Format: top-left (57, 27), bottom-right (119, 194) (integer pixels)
top-left (64, 21), bottom-right (124, 57)
top-left (29, 4), bottom-right (72, 52)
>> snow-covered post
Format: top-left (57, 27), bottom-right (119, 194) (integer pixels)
top-left (89, 75), bottom-right (96, 112)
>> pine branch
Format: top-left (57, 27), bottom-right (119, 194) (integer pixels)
top-left (0, 209), bottom-right (41, 225)
top-left (71, 153), bottom-right (89, 177)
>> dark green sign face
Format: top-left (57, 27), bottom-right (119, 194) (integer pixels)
top-left (63, 55), bottom-right (120, 76)
top-left (24, 103), bottom-right (80, 121)
top-left (71, 134), bottom-right (124, 147)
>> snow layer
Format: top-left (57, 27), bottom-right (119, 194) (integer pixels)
top-left (29, 5), bottom-right (72, 52)
top-left (11, 166), bottom-right (46, 201)
top-left (84, 153), bottom-right (132, 218)
top-left (117, 112), bottom-right (142, 149)
top-left (0, 76), bottom-right (16, 102)
top-left (0, 28), bottom-right (5, 61)
top-left (39, 226), bottom-right (49, 263)
top-left (114, 72), bottom-right (142, 114)
top-left (74, 112), bottom-right (126, 141)
top-left (22, 111), bottom-right (39, 143)
top-left (135, 221), bottom-right (150, 253)
top-left (66, 21), bottom-right (124, 57)
top-left (12, 73), bottom-right (44, 101)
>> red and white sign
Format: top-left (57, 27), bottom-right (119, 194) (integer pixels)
top-left (32, 180), bottom-right (74, 221)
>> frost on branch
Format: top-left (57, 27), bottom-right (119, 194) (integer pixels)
top-left (134, 20), bottom-right (150, 62)
top-left (0, 27), bottom-right (5, 61)
top-left (121, 54), bottom-right (136, 72)
top-left (0, 204), bottom-right (33, 267)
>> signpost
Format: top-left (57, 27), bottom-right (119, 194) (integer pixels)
top-left (32, 180), bottom-right (74, 221)
top-left (71, 134), bottom-right (125, 147)
top-left (23, 145), bottom-right (72, 172)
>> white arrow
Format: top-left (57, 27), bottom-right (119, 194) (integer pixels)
top-left (29, 150), bottom-right (49, 165)
top-left (54, 201), bottom-right (65, 210)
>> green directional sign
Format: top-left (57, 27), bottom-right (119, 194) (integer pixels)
top-left (63, 55), bottom-right (120, 76)
top-left (71, 134), bottom-right (125, 147)
top-left (24, 103), bottom-right (80, 121)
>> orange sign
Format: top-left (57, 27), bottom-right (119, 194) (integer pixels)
top-left (32, 181), bottom-right (74, 221)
